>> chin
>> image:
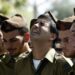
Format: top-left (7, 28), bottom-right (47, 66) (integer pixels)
top-left (9, 52), bottom-right (15, 56)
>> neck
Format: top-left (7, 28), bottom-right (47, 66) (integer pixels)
top-left (32, 41), bottom-right (52, 60)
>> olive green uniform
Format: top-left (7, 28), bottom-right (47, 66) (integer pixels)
top-left (15, 49), bottom-right (67, 75)
top-left (0, 54), bottom-right (15, 75)
top-left (0, 55), bottom-right (6, 62)
top-left (0, 52), bottom-right (29, 75)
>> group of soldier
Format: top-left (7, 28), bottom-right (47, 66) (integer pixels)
top-left (0, 10), bottom-right (75, 75)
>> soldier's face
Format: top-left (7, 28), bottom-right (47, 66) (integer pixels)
top-left (3, 30), bottom-right (24, 56)
top-left (30, 19), bottom-right (52, 41)
top-left (59, 23), bottom-right (75, 57)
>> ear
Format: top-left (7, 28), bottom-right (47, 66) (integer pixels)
top-left (50, 33), bottom-right (57, 41)
top-left (24, 32), bottom-right (30, 42)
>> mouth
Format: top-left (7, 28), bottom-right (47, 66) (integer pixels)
top-left (31, 30), bottom-right (40, 35)
top-left (32, 31), bottom-right (40, 34)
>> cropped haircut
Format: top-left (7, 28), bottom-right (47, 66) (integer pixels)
top-left (38, 14), bottom-right (59, 36)
top-left (38, 15), bottom-right (59, 48)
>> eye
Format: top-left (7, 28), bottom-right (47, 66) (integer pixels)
top-left (3, 38), bottom-right (7, 42)
top-left (39, 22), bottom-right (44, 26)
top-left (72, 33), bottom-right (75, 37)
top-left (63, 37), bottom-right (69, 43)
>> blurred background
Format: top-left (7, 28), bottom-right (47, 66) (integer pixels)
top-left (0, 0), bottom-right (75, 28)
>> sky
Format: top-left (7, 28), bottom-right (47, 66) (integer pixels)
top-left (28, 0), bottom-right (75, 17)
top-left (28, 0), bottom-right (54, 16)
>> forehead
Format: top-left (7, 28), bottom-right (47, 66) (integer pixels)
top-left (59, 30), bottom-right (70, 39)
top-left (31, 19), bottom-right (50, 28)
top-left (2, 30), bottom-right (19, 39)
top-left (59, 29), bottom-right (75, 39)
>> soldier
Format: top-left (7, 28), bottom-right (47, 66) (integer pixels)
top-left (0, 14), bottom-right (30, 75)
top-left (0, 15), bottom-right (8, 62)
top-left (56, 16), bottom-right (75, 75)
top-left (15, 14), bottom-right (67, 75)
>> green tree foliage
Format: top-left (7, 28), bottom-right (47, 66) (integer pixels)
top-left (0, 2), bottom-right (11, 15)
top-left (0, 0), bottom-right (27, 15)
top-left (14, 0), bottom-right (27, 8)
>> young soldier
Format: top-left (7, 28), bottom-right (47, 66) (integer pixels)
top-left (56, 16), bottom-right (75, 75)
top-left (15, 14), bottom-right (67, 75)
top-left (0, 14), bottom-right (30, 75)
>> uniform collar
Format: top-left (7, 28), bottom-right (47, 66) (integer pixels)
top-left (45, 48), bottom-right (56, 63)
top-left (15, 51), bottom-right (29, 62)
top-left (29, 48), bottom-right (56, 63)
top-left (0, 54), bottom-right (6, 59)
top-left (2, 54), bottom-right (11, 63)
top-left (61, 55), bottom-right (73, 67)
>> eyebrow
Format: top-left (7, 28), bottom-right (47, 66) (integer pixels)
top-left (71, 30), bottom-right (75, 32)
top-left (10, 38), bottom-right (18, 41)
top-left (3, 37), bottom-right (18, 42)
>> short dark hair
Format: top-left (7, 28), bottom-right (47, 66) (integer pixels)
top-left (30, 19), bottom-right (37, 29)
top-left (50, 24), bottom-right (59, 37)
top-left (38, 14), bottom-right (59, 48)
top-left (0, 15), bottom-right (8, 28)
top-left (0, 15), bottom-right (8, 22)
top-left (38, 14), bottom-right (59, 36)
top-left (38, 14), bottom-right (51, 22)
top-left (30, 14), bottom-right (59, 38)
top-left (30, 14), bottom-right (51, 29)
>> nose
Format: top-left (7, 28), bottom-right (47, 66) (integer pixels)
top-left (34, 23), bottom-right (39, 27)
top-left (34, 23), bottom-right (42, 30)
